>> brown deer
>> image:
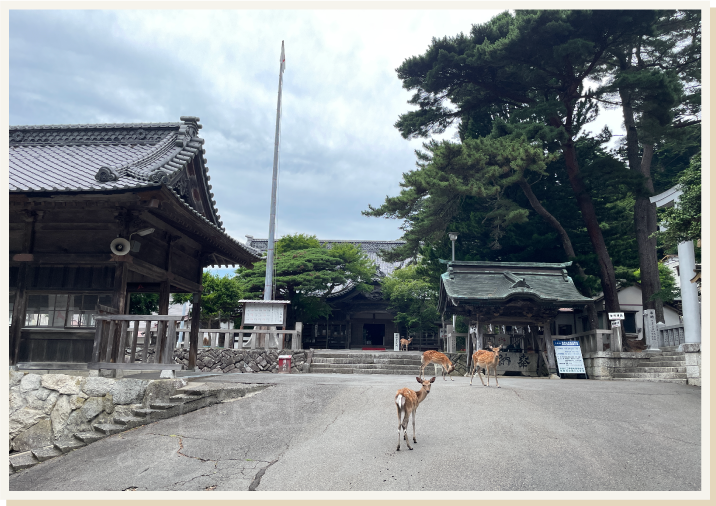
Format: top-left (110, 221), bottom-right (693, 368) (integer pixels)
top-left (470, 345), bottom-right (502, 387)
top-left (420, 350), bottom-right (455, 381)
top-left (395, 376), bottom-right (435, 451)
top-left (400, 337), bottom-right (413, 351)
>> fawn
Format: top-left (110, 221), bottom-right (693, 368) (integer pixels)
top-left (470, 345), bottom-right (502, 387)
top-left (400, 337), bottom-right (413, 351)
top-left (420, 350), bottom-right (455, 381)
top-left (395, 376), bottom-right (435, 451)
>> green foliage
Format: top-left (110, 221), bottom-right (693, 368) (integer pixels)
top-left (656, 153), bottom-right (701, 250)
top-left (172, 272), bottom-right (244, 322)
top-left (275, 233), bottom-right (321, 254)
top-left (235, 234), bottom-right (378, 324)
top-left (634, 263), bottom-right (681, 303)
top-left (381, 265), bottom-right (439, 334)
top-left (129, 293), bottom-right (159, 315)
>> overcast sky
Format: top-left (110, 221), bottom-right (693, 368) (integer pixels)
top-left (9, 8), bottom-right (625, 251)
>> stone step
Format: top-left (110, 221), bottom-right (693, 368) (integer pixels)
top-left (611, 377), bottom-right (688, 385)
top-left (132, 407), bottom-right (172, 419)
top-left (311, 357), bottom-right (422, 365)
top-left (31, 445), bottom-right (63, 462)
top-left (149, 402), bottom-right (182, 410)
top-left (310, 362), bottom-right (421, 371)
top-left (54, 438), bottom-right (87, 453)
top-left (113, 415), bottom-right (146, 428)
top-left (613, 366), bottom-right (686, 374)
top-left (74, 431), bottom-right (106, 444)
top-left (92, 423), bottom-right (126, 435)
top-left (612, 372), bottom-right (687, 380)
top-left (309, 366), bottom-right (428, 376)
top-left (168, 393), bottom-right (204, 402)
top-left (312, 352), bottom-right (422, 360)
top-left (638, 360), bottom-right (686, 368)
top-left (9, 451), bottom-right (39, 471)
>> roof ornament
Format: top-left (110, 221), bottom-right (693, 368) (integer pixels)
top-left (150, 170), bottom-right (170, 184)
top-left (95, 166), bottom-right (120, 182)
top-left (503, 271), bottom-right (531, 289)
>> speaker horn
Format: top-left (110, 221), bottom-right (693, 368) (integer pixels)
top-left (110, 238), bottom-right (131, 256)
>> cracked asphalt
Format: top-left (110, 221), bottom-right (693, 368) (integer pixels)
top-left (9, 373), bottom-right (701, 491)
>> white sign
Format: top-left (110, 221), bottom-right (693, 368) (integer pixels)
top-left (394, 333), bottom-right (400, 351)
top-left (643, 309), bottom-right (659, 348)
top-left (243, 302), bottom-right (285, 325)
top-left (553, 340), bottom-right (586, 374)
top-left (610, 320), bottom-right (621, 328)
top-left (608, 312), bottom-right (625, 320)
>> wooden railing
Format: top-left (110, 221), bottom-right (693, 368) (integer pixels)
top-left (90, 315), bottom-right (183, 371)
top-left (657, 323), bottom-right (685, 348)
top-left (175, 325), bottom-right (302, 351)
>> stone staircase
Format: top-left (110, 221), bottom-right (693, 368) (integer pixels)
top-left (611, 346), bottom-right (688, 384)
top-left (9, 382), bottom-right (268, 474)
top-left (309, 351), bottom-right (424, 375)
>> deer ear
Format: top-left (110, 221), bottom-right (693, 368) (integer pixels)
top-left (416, 377), bottom-right (422, 384)
top-left (430, 377), bottom-right (436, 383)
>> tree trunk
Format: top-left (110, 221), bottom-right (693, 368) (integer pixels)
top-left (621, 86), bottom-right (665, 323)
top-left (517, 178), bottom-right (587, 281)
top-left (561, 140), bottom-right (621, 315)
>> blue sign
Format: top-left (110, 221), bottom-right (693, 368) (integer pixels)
top-left (553, 340), bottom-right (586, 374)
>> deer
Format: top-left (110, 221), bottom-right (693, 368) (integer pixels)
top-left (395, 376), bottom-right (436, 451)
top-left (420, 350), bottom-right (455, 381)
top-left (470, 345), bottom-right (502, 387)
top-left (400, 337), bottom-right (413, 351)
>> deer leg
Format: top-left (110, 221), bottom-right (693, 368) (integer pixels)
top-left (397, 407), bottom-right (404, 451)
top-left (411, 410), bottom-right (417, 443)
top-left (494, 366), bottom-right (500, 388)
top-left (469, 364), bottom-right (475, 385)
top-left (402, 416), bottom-right (413, 450)
top-left (478, 367), bottom-right (487, 386)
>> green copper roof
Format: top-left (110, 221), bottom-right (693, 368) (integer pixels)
top-left (439, 261), bottom-right (592, 309)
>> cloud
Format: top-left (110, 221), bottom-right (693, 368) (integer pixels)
top-left (9, 8), bottom-right (502, 243)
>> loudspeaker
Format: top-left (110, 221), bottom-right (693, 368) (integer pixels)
top-left (110, 238), bottom-right (131, 256)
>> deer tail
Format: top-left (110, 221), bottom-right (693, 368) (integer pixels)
top-left (396, 394), bottom-right (405, 409)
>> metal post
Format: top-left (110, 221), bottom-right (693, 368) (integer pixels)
top-left (264, 41), bottom-right (286, 301)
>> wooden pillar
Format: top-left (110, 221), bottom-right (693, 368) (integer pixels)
top-left (543, 320), bottom-right (557, 375)
top-left (188, 292), bottom-right (201, 370)
top-left (345, 314), bottom-right (351, 349)
top-left (11, 211), bottom-right (39, 365)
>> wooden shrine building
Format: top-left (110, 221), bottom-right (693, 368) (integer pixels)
top-left (438, 260), bottom-right (594, 374)
top-left (9, 117), bottom-right (261, 369)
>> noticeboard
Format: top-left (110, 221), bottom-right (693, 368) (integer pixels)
top-left (553, 340), bottom-right (586, 375)
top-left (242, 302), bottom-right (286, 325)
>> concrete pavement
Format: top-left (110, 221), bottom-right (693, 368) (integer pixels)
top-left (9, 373), bottom-right (701, 491)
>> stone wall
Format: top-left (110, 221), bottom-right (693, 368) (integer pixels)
top-left (172, 349), bottom-right (307, 374)
top-left (682, 344), bottom-right (701, 386)
top-left (582, 351), bottom-right (649, 379)
top-left (9, 371), bottom-right (161, 453)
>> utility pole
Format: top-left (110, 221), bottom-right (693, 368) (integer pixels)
top-left (264, 41), bottom-right (286, 301)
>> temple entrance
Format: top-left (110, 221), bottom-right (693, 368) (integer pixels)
top-left (362, 324), bottom-right (385, 346)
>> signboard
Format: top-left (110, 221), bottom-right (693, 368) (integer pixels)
top-left (608, 312), bottom-right (625, 320)
top-left (394, 333), bottom-right (400, 351)
top-left (610, 320), bottom-right (621, 328)
top-left (242, 302), bottom-right (286, 325)
top-left (553, 340), bottom-right (586, 374)
top-left (642, 309), bottom-right (659, 349)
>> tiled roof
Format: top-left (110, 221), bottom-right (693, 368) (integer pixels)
top-left (8, 117), bottom-right (225, 224)
top-left (440, 260), bottom-right (592, 306)
top-left (9, 117), bottom-right (261, 265)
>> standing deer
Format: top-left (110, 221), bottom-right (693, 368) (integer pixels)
top-left (420, 350), bottom-right (455, 381)
top-left (470, 345), bottom-right (502, 387)
top-left (395, 376), bottom-right (435, 451)
top-left (400, 337), bottom-right (413, 351)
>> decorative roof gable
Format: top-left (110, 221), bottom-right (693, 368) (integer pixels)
top-left (9, 116), bottom-right (223, 230)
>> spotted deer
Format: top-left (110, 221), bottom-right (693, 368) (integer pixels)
top-left (395, 376), bottom-right (435, 451)
top-left (420, 350), bottom-right (455, 381)
top-left (470, 345), bottom-right (502, 387)
top-left (400, 337), bottom-right (413, 351)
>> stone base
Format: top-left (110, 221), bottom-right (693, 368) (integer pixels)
top-left (582, 351), bottom-right (650, 380)
top-left (681, 344), bottom-right (701, 386)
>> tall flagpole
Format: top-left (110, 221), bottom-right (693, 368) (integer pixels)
top-left (264, 41), bottom-right (285, 301)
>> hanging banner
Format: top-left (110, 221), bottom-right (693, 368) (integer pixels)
top-left (394, 333), bottom-right (400, 351)
top-left (553, 340), bottom-right (586, 374)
